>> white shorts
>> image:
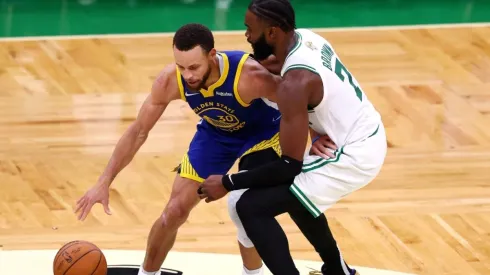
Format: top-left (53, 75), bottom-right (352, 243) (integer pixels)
top-left (290, 124), bottom-right (387, 217)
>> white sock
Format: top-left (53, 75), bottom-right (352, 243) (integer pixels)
top-left (243, 265), bottom-right (264, 275)
top-left (138, 266), bottom-right (161, 275)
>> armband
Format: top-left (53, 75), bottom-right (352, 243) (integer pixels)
top-left (222, 155), bottom-right (302, 191)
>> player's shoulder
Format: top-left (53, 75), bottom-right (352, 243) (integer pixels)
top-left (295, 28), bottom-right (336, 59)
top-left (151, 63), bottom-right (181, 103)
top-left (231, 55), bottom-right (280, 102)
top-left (242, 55), bottom-right (265, 73)
top-left (219, 49), bottom-right (248, 58)
top-left (155, 63), bottom-right (177, 82)
top-left (238, 56), bottom-right (280, 87)
top-left (218, 50), bottom-right (248, 66)
top-left (282, 32), bottom-right (322, 78)
top-left (289, 28), bottom-right (326, 54)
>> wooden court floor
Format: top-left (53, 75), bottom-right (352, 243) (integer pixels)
top-left (1, 25), bottom-right (490, 275)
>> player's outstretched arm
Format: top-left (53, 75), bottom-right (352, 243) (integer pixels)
top-left (74, 65), bottom-right (181, 220)
top-left (97, 66), bottom-right (180, 186)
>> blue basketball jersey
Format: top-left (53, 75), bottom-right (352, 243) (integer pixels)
top-left (176, 50), bottom-right (281, 138)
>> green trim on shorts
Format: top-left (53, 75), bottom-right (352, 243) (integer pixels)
top-left (290, 184), bottom-right (322, 217)
top-left (302, 146), bottom-right (344, 172)
top-left (368, 124), bottom-right (380, 138)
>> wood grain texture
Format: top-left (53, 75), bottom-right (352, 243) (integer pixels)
top-left (1, 26), bottom-right (490, 275)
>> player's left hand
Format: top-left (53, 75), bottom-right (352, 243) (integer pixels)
top-left (198, 175), bottom-right (228, 203)
top-left (310, 135), bottom-right (337, 159)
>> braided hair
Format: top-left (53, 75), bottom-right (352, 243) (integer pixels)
top-left (248, 0), bottom-right (296, 32)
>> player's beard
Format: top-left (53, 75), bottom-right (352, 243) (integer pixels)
top-left (251, 33), bottom-right (275, 61)
top-left (188, 64), bottom-right (212, 91)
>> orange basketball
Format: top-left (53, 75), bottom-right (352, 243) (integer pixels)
top-left (53, 240), bottom-right (107, 275)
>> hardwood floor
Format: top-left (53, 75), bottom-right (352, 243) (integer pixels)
top-left (1, 25), bottom-right (490, 275)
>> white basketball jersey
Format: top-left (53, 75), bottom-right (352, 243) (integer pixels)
top-left (280, 29), bottom-right (382, 146)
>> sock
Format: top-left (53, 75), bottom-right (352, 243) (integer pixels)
top-left (138, 266), bottom-right (161, 275)
top-left (243, 265), bottom-right (264, 275)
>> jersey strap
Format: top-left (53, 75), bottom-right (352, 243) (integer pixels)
top-left (232, 53), bottom-right (251, 107)
top-left (176, 67), bottom-right (186, 101)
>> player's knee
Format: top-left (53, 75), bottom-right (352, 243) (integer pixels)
top-left (236, 193), bottom-right (258, 221)
top-left (160, 200), bottom-right (191, 230)
top-left (237, 233), bottom-right (255, 248)
top-left (227, 189), bottom-right (247, 221)
top-left (227, 190), bottom-right (254, 248)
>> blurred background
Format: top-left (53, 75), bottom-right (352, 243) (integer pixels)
top-left (1, 0), bottom-right (490, 38)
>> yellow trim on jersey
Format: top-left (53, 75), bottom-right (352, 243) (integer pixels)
top-left (241, 133), bottom-right (282, 158)
top-left (233, 53), bottom-right (251, 107)
top-left (179, 153), bottom-right (205, 183)
top-left (199, 52), bottom-right (230, 98)
top-left (175, 67), bottom-right (186, 101)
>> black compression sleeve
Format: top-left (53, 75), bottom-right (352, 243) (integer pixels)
top-left (222, 155), bottom-right (302, 191)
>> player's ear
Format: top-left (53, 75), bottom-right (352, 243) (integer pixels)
top-left (267, 26), bottom-right (278, 41)
top-left (208, 48), bottom-right (217, 60)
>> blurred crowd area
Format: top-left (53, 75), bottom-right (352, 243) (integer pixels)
top-left (0, 0), bottom-right (489, 37)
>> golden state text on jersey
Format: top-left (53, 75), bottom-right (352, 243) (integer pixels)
top-left (176, 50), bottom-right (281, 137)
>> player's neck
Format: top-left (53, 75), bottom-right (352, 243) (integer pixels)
top-left (203, 55), bottom-right (221, 89)
top-left (275, 31), bottom-right (297, 64)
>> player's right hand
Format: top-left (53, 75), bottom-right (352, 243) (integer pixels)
top-left (74, 182), bottom-right (112, 221)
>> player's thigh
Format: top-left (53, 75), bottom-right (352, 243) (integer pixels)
top-left (291, 153), bottom-right (378, 218)
top-left (161, 175), bottom-right (201, 223)
top-left (179, 126), bottom-right (241, 183)
top-left (228, 148), bottom-right (280, 224)
top-left (236, 184), bottom-right (296, 218)
top-left (238, 130), bottom-right (281, 165)
top-left (230, 147), bottom-right (280, 211)
top-left (238, 147), bottom-right (280, 171)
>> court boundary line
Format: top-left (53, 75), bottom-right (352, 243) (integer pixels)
top-left (0, 22), bottom-right (489, 42)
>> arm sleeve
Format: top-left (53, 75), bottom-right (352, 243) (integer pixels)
top-left (222, 155), bottom-right (302, 191)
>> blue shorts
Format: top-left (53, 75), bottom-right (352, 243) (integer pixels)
top-left (178, 121), bottom-right (280, 182)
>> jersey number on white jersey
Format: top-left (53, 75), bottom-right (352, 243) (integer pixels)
top-left (321, 43), bottom-right (363, 102)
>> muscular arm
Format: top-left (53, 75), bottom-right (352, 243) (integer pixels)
top-left (257, 55), bottom-right (283, 75)
top-left (236, 57), bottom-right (281, 103)
top-left (99, 65), bottom-right (181, 186)
top-left (222, 69), bottom-right (322, 191)
top-left (241, 56), bottom-right (323, 141)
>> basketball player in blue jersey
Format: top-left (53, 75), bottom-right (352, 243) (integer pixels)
top-left (74, 23), bottom-right (335, 275)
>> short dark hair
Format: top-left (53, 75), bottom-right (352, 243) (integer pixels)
top-left (248, 0), bottom-right (296, 32)
top-left (172, 23), bottom-right (215, 53)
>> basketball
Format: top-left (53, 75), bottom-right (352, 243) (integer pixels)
top-left (53, 240), bottom-right (107, 275)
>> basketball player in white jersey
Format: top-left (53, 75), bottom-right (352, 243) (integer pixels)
top-left (198, 0), bottom-right (387, 274)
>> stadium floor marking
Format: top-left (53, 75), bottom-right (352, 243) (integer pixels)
top-left (0, 249), bottom-right (418, 275)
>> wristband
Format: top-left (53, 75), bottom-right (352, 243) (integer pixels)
top-left (311, 136), bottom-right (320, 144)
top-left (222, 174), bottom-right (234, 191)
